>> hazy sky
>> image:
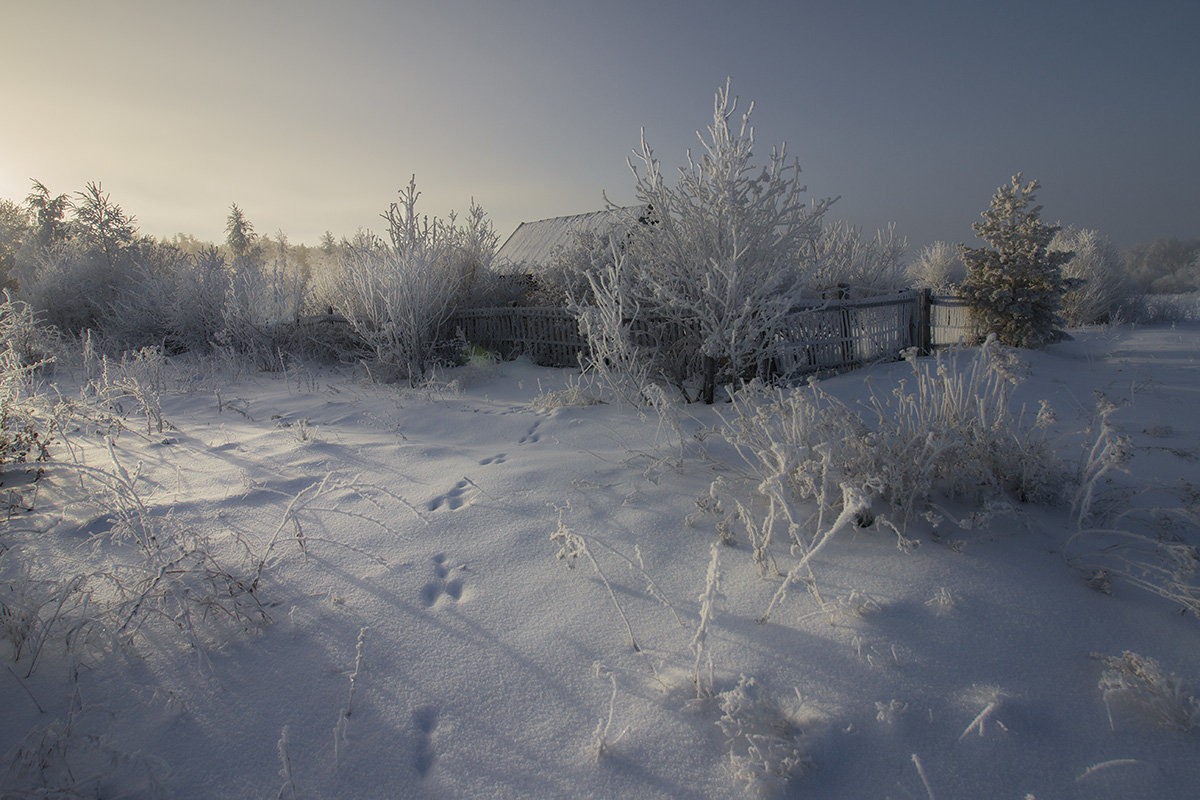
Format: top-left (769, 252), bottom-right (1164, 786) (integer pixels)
top-left (2, 0), bottom-right (1197, 251)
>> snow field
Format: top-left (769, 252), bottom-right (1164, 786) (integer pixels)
top-left (2, 327), bottom-right (1199, 798)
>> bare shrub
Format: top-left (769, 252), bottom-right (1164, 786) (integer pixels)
top-left (908, 241), bottom-right (966, 291)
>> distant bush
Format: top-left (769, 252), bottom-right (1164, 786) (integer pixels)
top-left (907, 241), bottom-right (966, 291)
top-left (100, 243), bottom-right (229, 353)
top-left (1123, 238), bottom-right (1200, 294)
top-left (1119, 292), bottom-right (1200, 324)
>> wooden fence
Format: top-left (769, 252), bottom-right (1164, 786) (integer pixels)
top-left (448, 290), bottom-right (980, 378)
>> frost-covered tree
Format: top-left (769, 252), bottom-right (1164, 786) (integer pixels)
top-left (907, 241), bottom-right (966, 291)
top-left (1050, 226), bottom-right (1129, 325)
top-left (225, 203), bottom-right (259, 266)
top-left (335, 176), bottom-right (462, 383)
top-left (24, 180), bottom-right (69, 249)
top-left (588, 78), bottom-right (834, 402)
top-left (960, 175), bottom-right (1071, 347)
top-left (72, 182), bottom-right (138, 269)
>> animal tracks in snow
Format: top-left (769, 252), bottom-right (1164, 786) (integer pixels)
top-left (412, 705), bottom-right (439, 777)
top-left (427, 479), bottom-right (475, 512)
top-left (518, 419), bottom-right (543, 444)
top-left (421, 554), bottom-right (466, 607)
top-left (477, 453), bottom-right (507, 466)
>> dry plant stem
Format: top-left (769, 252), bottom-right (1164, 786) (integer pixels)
top-left (691, 544), bottom-right (722, 699)
top-left (334, 626), bottom-right (368, 768)
top-left (911, 753), bottom-right (936, 800)
top-left (550, 517), bottom-right (640, 651)
top-left (759, 485), bottom-right (867, 625)
top-left (593, 673), bottom-right (630, 761)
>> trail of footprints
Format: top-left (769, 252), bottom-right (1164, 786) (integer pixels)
top-left (412, 706), bottom-right (438, 777)
top-left (427, 453), bottom-right (507, 512)
top-left (420, 554), bottom-right (465, 607)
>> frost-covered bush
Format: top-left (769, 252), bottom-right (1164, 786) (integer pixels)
top-left (1123, 237), bottom-right (1200, 295)
top-left (222, 255), bottom-right (309, 367)
top-left (803, 220), bottom-right (908, 292)
top-left (960, 175), bottom-right (1072, 347)
top-left (1098, 651), bottom-right (1200, 732)
top-left (336, 178), bottom-right (462, 383)
top-left (717, 675), bottom-right (809, 793)
top-left (99, 244), bottom-right (230, 353)
top-left (529, 231), bottom-right (612, 307)
top-left (0, 294), bottom-right (57, 470)
top-left (1119, 292), bottom-right (1200, 324)
top-left (907, 241), bottom-right (966, 291)
top-left (1050, 227), bottom-right (1129, 326)
top-left (710, 338), bottom-right (1063, 573)
top-left (15, 238), bottom-right (122, 334)
top-left (584, 79), bottom-right (833, 403)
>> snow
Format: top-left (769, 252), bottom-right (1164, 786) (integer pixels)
top-left (3, 325), bottom-right (1199, 798)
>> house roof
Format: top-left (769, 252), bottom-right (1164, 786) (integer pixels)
top-left (495, 207), bottom-right (642, 272)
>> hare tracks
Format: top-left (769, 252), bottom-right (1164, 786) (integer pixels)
top-left (427, 479), bottom-right (473, 512)
top-left (420, 554), bottom-right (465, 607)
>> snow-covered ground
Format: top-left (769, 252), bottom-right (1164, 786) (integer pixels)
top-left (3, 325), bottom-right (1199, 799)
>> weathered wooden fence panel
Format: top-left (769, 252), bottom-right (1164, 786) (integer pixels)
top-left (450, 292), bottom-right (975, 376)
top-left (449, 306), bottom-right (587, 367)
top-left (929, 294), bottom-right (978, 347)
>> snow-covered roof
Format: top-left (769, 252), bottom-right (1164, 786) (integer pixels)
top-left (495, 207), bottom-right (642, 272)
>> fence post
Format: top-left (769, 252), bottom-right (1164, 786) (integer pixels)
top-left (702, 355), bottom-right (716, 405)
top-left (917, 288), bottom-right (933, 355)
top-left (836, 285), bottom-right (855, 365)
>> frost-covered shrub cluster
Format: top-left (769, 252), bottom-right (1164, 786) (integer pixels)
top-left (0, 295), bottom-right (56, 470)
top-left (1119, 292), bottom-right (1200, 324)
top-left (709, 338), bottom-right (1063, 574)
top-left (803, 220), bottom-right (908, 293)
top-left (1122, 238), bottom-right (1200, 295)
top-left (1, 178), bottom-right (507, 381)
top-left (334, 176), bottom-right (502, 383)
top-left (1050, 226), bottom-right (1130, 326)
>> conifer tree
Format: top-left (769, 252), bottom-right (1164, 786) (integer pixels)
top-left (960, 174), bottom-right (1072, 347)
top-left (225, 203), bottom-right (258, 265)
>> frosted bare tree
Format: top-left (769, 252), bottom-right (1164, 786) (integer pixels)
top-left (337, 176), bottom-right (460, 383)
top-left (1050, 226), bottom-right (1130, 326)
top-left (590, 78), bottom-right (834, 403)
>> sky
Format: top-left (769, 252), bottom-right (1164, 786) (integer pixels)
top-left (1, 0), bottom-right (1197, 252)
